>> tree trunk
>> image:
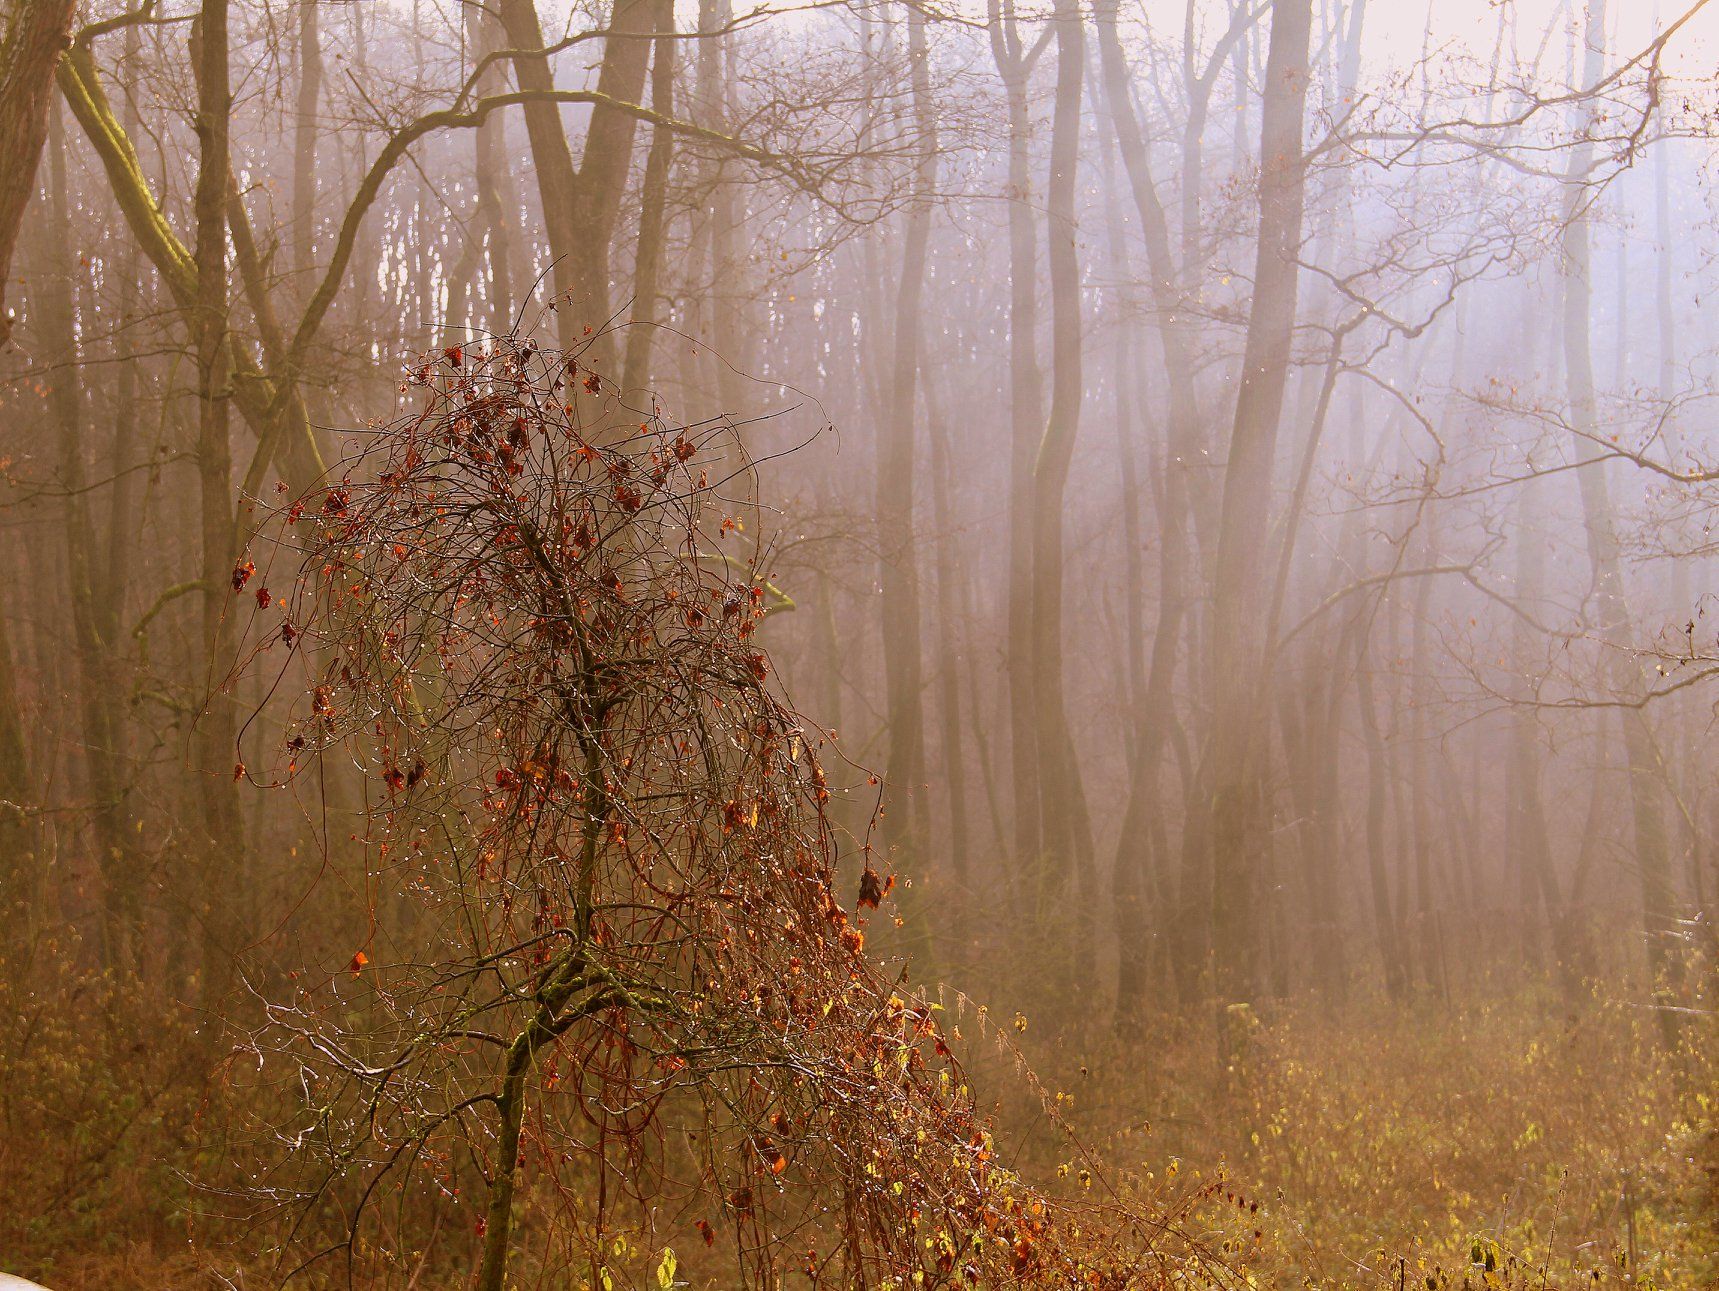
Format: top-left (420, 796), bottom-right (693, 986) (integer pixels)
top-left (1094, 0), bottom-right (1223, 555)
top-left (1407, 523), bottom-right (1446, 1000)
top-left (621, 0), bottom-right (676, 400)
top-left (1653, 129), bottom-right (1708, 955)
top-left (875, 2), bottom-right (934, 961)
top-left (1506, 465), bottom-right (1568, 982)
top-left (478, 5), bottom-right (519, 331)
top-left (702, 0), bottom-right (750, 420)
top-left (1356, 629), bottom-right (1409, 1001)
top-left (570, 0), bottom-right (654, 375)
top-left (0, 590), bottom-right (31, 949)
top-left (1089, 46), bottom-right (1163, 1014)
top-left (1030, 0), bottom-right (1095, 921)
top-left (0, 0), bottom-right (75, 349)
top-left (1205, 0), bottom-right (1312, 1001)
top-left (42, 103), bottom-right (141, 975)
top-left (1561, 0), bottom-right (1678, 1043)
top-left (493, 0), bottom-right (586, 349)
top-left (924, 377), bottom-right (972, 898)
top-left (290, 0), bottom-right (321, 287)
top-left (986, 4), bottom-right (1045, 869)
top-left (193, 0), bottom-right (243, 1009)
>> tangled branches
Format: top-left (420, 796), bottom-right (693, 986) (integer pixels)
top-left (231, 334), bottom-right (1220, 1289)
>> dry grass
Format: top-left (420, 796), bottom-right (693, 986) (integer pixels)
top-left (991, 979), bottom-right (1719, 1289)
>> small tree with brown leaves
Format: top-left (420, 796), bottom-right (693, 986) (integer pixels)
top-left (232, 334), bottom-right (1221, 1290)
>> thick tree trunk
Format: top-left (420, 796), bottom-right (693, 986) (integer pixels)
top-left (493, 0), bottom-right (586, 348)
top-left (0, 0), bottom-right (75, 349)
top-left (492, 0), bottom-right (656, 366)
top-left (571, 0), bottom-right (653, 373)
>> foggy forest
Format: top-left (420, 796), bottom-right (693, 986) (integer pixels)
top-left (1, 0), bottom-right (1718, 1285)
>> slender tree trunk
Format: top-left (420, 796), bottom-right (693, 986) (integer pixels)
top-left (1356, 628), bottom-right (1409, 1000)
top-left (475, 1041), bottom-right (535, 1291)
top-left (1653, 129), bottom-right (1708, 953)
top-left (1407, 523), bottom-right (1446, 999)
top-left (924, 378), bottom-right (972, 896)
top-left (1506, 463), bottom-right (1570, 982)
top-left (1106, 340), bottom-right (1156, 1013)
top-left (291, 0), bottom-right (321, 288)
top-left (1561, 0), bottom-right (1678, 1042)
top-left (445, 4), bottom-right (487, 339)
top-left (0, 588), bottom-right (31, 950)
top-left (622, 0), bottom-right (676, 400)
top-left (688, 0), bottom-right (722, 388)
top-left (43, 103), bottom-right (139, 975)
top-left (446, 1), bottom-right (517, 339)
top-left (1095, 5), bottom-right (1223, 1002)
top-left (987, 5), bottom-right (1044, 868)
top-left (1206, 0), bottom-right (1312, 1001)
top-left (478, 6), bottom-right (519, 331)
top-left (704, 0), bottom-right (749, 417)
top-left (105, 21), bottom-right (146, 971)
top-left (1089, 47), bottom-right (1162, 1014)
top-left (1094, 0), bottom-right (1212, 549)
top-left (874, 2), bottom-right (934, 959)
top-left (1275, 630), bottom-right (1351, 1002)
top-left (345, 3), bottom-right (375, 347)
top-left (1030, 0), bottom-right (1094, 918)
top-left (193, 0), bottom-right (242, 1008)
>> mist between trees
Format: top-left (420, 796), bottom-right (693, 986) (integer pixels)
top-left (1, 0), bottom-right (1717, 1286)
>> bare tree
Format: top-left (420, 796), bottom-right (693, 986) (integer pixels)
top-left (234, 332), bottom-right (1207, 1289)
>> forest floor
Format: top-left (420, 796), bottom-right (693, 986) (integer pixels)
top-left (992, 978), bottom-right (1719, 1289)
top-left (3, 965), bottom-right (1715, 1288)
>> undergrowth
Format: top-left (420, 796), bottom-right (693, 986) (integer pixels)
top-left (999, 981), bottom-right (1719, 1289)
top-left (4, 953), bottom-right (1714, 1288)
